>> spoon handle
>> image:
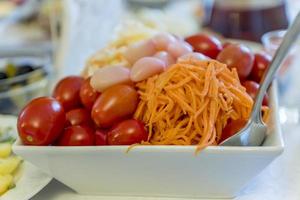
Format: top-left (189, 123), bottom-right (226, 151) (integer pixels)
top-left (251, 12), bottom-right (300, 123)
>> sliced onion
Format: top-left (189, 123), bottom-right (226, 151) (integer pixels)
top-left (91, 65), bottom-right (131, 92)
top-left (122, 40), bottom-right (156, 64)
top-left (130, 57), bottom-right (166, 82)
top-left (167, 41), bottom-right (193, 58)
top-left (154, 51), bottom-right (176, 69)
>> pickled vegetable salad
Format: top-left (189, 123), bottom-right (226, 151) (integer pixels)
top-left (0, 122), bottom-right (22, 195)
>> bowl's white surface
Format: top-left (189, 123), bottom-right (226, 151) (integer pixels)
top-left (12, 84), bottom-right (283, 198)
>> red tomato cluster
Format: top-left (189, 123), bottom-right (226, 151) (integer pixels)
top-left (185, 33), bottom-right (272, 142)
top-left (185, 33), bottom-right (271, 84)
top-left (17, 76), bottom-right (148, 146)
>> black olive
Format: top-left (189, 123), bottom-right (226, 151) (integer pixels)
top-left (16, 65), bottom-right (35, 76)
top-left (0, 72), bottom-right (7, 80)
top-left (34, 65), bottom-right (43, 70)
top-left (0, 72), bottom-right (9, 92)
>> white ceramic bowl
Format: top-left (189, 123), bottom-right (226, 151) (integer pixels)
top-left (12, 84), bottom-right (283, 198)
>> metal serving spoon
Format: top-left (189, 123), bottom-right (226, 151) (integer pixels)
top-left (220, 12), bottom-right (300, 146)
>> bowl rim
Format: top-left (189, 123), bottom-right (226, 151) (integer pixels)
top-left (12, 138), bottom-right (284, 156)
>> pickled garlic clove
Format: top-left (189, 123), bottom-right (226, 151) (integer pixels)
top-left (154, 51), bottom-right (176, 68)
top-left (152, 33), bottom-right (177, 51)
top-left (177, 52), bottom-right (208, 63)
top-left (123, 40), bottom-right (156, 65)
top-left (130, 57), bottom-right (166, 82)
top-left (91, 66), bottom-right (131, 92)
top-left (167, 41), bottom-right (193, 58)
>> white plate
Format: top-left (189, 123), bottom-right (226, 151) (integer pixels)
top-left (0, 115), bottom-right (52, 200)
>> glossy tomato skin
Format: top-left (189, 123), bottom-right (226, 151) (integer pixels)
top-left (107, 119), bottom-right (148, 145)
top-left (53, 76), bottom-right (84, 111)
top-left (217, 44), bottom-right (254, 80)
top-left (80, 77), bottom-right (100, 110)
top-left (95, 129), bottom-right (107, 145)
top-left (220, 119), bottom-right (247, 143)
top-left (92, 85), bottom-right (139, 128)
top-left (185, 33), bottom-right (222, 59)
top-left (66, 108), bottom-right (93, 127)
top-left (17, 97), bottom-right (66, 145)
top-left (249, 53), bottom-right (271, 83)
top-left (242, 80), bottom-right (269, 106)
top-left (57, 125), bottom-right (95, 146)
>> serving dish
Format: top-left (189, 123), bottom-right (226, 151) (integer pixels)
top-left (12, 82), bottom-right (283, 198)
top-left (1, 162), bottom-right (52, 200)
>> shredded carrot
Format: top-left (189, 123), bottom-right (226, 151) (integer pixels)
top-left (262, 105), bottom-right (270, 123)
top-left (133, 60), bottom-right (248, 152)
top-left (133, 59), bottom-right (270, 153)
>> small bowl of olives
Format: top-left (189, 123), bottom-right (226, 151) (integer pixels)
top-left (0, 54), bottom-right (52, 115)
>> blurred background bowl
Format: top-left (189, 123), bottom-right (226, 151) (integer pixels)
top-left (0, 52), bottom-right (52, 115)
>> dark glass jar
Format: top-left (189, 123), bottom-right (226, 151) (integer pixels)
top-left (203, 0), bottom-right (289, 42)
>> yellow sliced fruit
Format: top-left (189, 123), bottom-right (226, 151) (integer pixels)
top-left (12, 161), bottom-right (24, 183)
top-left (0, 156), bottom-right (22, 175)
top-left (0, 143), bottom-right (12, 158)
top-left (0, 174), bottom-right (13, 195)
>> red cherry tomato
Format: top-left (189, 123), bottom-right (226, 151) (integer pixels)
top-left (217, 44), bottom-right (254, 80)
top-left (107, 119), bottom-right (148, 145)
top-left (242, 80), bottom-right (269, 106)
top-left (220, 119), bottom-right (247, 143)
top-left (249, 53), bottom-right (271, 83)
top-left (92, 85), bottom-right (139, 128)
top-left (185, 33), bottom-right (222, 59)
top-left (95, 129), bottom-right (107, 145)
top-left (57, 125), bottom-right (95, 146)
top-left (17, 97), bottom-right (66, 145)
top-left (80, 77), bottom-right (100, 110)
top-left (66, 108), bottom-right (93, 127)
top-left (53, 76), bottom-right (84, 111)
